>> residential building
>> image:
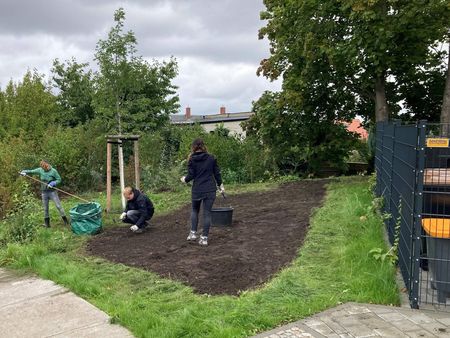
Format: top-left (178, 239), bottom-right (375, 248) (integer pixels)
top-left (170, 107), bottom-right (253, 137)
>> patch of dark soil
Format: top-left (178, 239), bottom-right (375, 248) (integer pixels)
top-left (86, 180), bottom-right (328, 295)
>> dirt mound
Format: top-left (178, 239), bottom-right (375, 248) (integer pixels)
top-left (86, 180), bottom-right (327, 295)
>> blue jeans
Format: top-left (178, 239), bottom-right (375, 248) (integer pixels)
top-left (41, 190), bottom-right (65, 218)
top-left (191, 191), bottom-right (216, 237)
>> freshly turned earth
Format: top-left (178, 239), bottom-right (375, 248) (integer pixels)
top-left (86, 180), bottom-right (328, 295)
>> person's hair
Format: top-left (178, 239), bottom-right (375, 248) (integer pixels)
top-left (123, 186), bottom-right (133, 196)
top-left (188, 138), bottom-right (207, 161)
top-left (40, 160), bottom-right (51, 170)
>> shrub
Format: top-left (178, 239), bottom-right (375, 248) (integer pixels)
top-left (0, 181), bottom-right (41, 245)
top-left (41, 124), bottom-right (105, 192)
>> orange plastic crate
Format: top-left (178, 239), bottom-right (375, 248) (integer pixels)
top-left (422, 218), bottom-right (450, 238)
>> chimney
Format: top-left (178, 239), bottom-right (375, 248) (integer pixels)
top-left (185, 106), bottom-right (191, 119)
top-left (219, 106), bottom-right (226, 115)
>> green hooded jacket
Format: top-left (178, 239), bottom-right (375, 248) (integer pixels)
top-left (23, 166), bottom-right (62, 191)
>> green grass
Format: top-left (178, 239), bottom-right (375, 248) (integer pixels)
top-left (0, 177), bottom-right (399, 337)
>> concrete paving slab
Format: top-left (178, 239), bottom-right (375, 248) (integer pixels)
top-left (0, 268), bottom-right (133, 338)
top-left (373, 326), bottom-right (408, 337)
top-left (0, 275), bottom-right (63, 308)
top-left (251, 303), bottom-right (450, 338)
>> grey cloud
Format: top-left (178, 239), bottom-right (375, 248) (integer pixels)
top-left (0, 0), bottom-right (280, 114)
top-left (0, 0), bottom-right (114, 36)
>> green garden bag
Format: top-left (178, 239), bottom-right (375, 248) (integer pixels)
top-left (69, 202), bottom-right (102, 235)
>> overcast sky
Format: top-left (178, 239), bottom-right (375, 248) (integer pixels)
top-left (0, 0), bottom-right (281, 115)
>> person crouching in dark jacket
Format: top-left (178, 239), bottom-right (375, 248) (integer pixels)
top-left (120, 187), bottom-right (154, 233)
top-left (181, 138), bottom-right (224, 246)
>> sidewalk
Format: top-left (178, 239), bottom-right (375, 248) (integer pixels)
top-left (0, 268), bottom-right (133, 338)
top-left (252, 302), bottom-right (450, 338)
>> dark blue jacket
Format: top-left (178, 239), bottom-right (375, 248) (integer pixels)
top-left (185, 152), bottom-right (222, 194)
top-left (124, 188), bottom-right (154, 227)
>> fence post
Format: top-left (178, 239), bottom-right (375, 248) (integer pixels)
top-left (375, 122), bottom-right (384, 196)
top-left (387, 121), bottom-right (399, 232)
top-left (410, 120), bottom-right (426, 309)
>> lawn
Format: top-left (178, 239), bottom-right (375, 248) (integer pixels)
top-left (0, 176), bottom-right (399, 337)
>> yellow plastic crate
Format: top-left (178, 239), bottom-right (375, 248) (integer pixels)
top-left (422, 218), bottom-right (450, 238)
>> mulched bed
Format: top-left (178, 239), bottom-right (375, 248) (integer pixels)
top-left (86, 180), bottom-right (328, 295)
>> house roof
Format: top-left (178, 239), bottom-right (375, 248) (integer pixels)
top-left (170, 111), bottom-right (254, 125)
top-left (342, 119), bottom-right (368, 139)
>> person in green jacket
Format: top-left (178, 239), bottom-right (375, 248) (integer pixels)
top-left (20, 160), bottom-right (69, 227)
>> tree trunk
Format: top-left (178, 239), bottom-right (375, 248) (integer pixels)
top-left (375, 75), bottom-right (390, 122)
top-left (440, 39), bottom-right (450, 136)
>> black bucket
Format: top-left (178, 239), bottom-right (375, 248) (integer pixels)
top-left (211, 207), bottom-right (234, 227)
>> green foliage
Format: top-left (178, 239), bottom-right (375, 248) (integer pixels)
top-left (52, 58), bottom-right (95, 127)
top-left (137, 124), bottom-right (272, 192)
top-left (246, 91), bottom-right (359, 175)
top-left (50, 7), bottom-right (179, 135)
top-left (258, 0), bottom-right (450, 123)
top-left (0, 135), bottom-right (41, 217)
top-left (0, 70), bottom-right (58, 139)
top-left (93, 8), bottom-right (179, 133)
top-left (0, 182), bottom-right (41, 245)
top-left (369, 194), bottom-right (401, 266)
top-left (40, 125), bottom-right (104, 192)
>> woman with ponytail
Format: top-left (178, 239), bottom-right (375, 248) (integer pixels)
top-left (180, 138), bottom-right (224, 246)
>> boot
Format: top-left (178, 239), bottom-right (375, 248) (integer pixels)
top-left (44, 217), bottom-right (50, 228)
top-left (62, 216), bottom-right (69, 226)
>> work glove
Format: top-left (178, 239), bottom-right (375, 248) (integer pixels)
top-left (130, 224), bottom-right (139, 232)
top-left (219, 183), bottom-right (225, 193)
top-left (120, 212), bottom-right (127, 220)
top-left (47, 181), bottom-right (57, 189)
top-left (180, 176), bottom-right (186, 183)
top-left (19, 171), bottom-right (27, 176)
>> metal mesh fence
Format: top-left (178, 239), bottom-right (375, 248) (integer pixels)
top-left (376, 120), bottom-right (450, 310)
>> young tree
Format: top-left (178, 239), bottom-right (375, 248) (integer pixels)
top-left (94, 8), bottom-right (179, 134)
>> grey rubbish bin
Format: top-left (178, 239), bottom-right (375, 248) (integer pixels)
top-left (422, 218), bottom-right (450, 303)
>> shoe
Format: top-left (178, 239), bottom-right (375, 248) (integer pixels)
top-left (44, 217), bottom-right (50, 228)
top-left (130, 225), bottom-right (139, 232)
top-left (134, 228), bottom-right (144, 234)
top-left (62, 216), bottom-right (69, 226)
top-left (198, 235), bottom-right (208, 246)
top-left (187, 231), bottom-right (198, 241)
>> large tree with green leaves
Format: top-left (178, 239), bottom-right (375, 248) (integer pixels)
top-left (258, 0), bottom-right (449, 123)
top-left (94, 8), bottom-right (179, 134)
top-left (249, 0), bottom-right (449, 173)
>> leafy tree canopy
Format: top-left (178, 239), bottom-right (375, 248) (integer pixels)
top-left (52, 58), bottom-right (95, 127)
top-left (52, 8), bottom-right (180, 134)
top-left (0, 70), bottom-right (57, 140)
top-left (258, 0), bottom-right (449, 123)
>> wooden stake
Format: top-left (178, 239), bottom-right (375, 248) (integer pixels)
top-left (118, 141), bottom-right (126, 209)
top-left (134, 140), bottom-right (140, 190)
top-left (106, 142), bottom-right (112, 212)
